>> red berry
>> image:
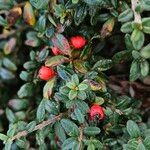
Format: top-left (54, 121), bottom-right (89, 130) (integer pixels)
top-left (90, 104), bottom-right (104, 121)
top-left (38, 66), bottom-right (56, 81)
top-left (51, 47), bottom-right (62, 55)
top-left (70, 36), bottom-right (86, 49)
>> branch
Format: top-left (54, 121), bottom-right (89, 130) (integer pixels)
top-left (11, 113), bottom-right (63, 141)
top-left (131, 0), bottom-right (142, 24)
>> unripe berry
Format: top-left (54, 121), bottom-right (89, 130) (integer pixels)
top-left (51, 47), bottom-right (62, 55)
top-left (38, 66), bottom-right (56, 81)
top-left (90, 104), bottom-right (104, 121)
top-left (70, 36), bottom-right (86, 49)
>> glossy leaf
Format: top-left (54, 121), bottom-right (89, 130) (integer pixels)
top-left (43, 77), bottom-right (56, 99)
top-left (45, 55), bottom-right (69, 67)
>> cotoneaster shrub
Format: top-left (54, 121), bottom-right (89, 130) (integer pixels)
top-left (0, 0), bottom-right (150, 150)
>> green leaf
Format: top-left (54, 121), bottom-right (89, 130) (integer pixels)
top-left (45, 55), bottom-right (69, 67)
top-left (76, 100), bottom-right (89, 114)
top-left (51, 34), bottom-right (71, 55)
top-left (4, 139), bottom-right (12, 150)
top-left (87, 143), bottom-right (95, 150)
top-left (142, 17), bottom-right (150, 34)
top-left (16, 139), bottom-right (26, 149)
top-left (69, 90), bottom-right (78, 100)
top-left (44, 100), bottom-right (58, 114)
top-left (121, 22), bottom-right (133, 33)
top-left (36, 131), bottom-right (44, 145)
top-left (30, 0), bottom-right (49, 9)
top-left (131, 29), bottom-right (145, 50)
top-left (8, 99), bottom-right (29, 111)
top-left (0, 16), bottom-right (7, 26)
top-left (73, 60), bottom-right (88, 74)
top-left (6, 108), bottom-right (16, 123)
top-left (62, 137), bottom-right (76, 150)
top-left (36, 15), bottom-right (46, 32)
top-left (7, 125), bottom-right (16, 137)
top-left (83, 127), bottom-right (101, 136)
top-left (0, 67), bottom-right (15, 80)
top-left (141, 44), bottom-right (150, 59)
top-left (129, 60), bottom-right (140, 81)
top-left (112, 50), bottom-right (132, 64)
top-left (43, 78), bottom-right (56, 99)
top-left (23, 61), bottom-right (37, 70)
top-left (3, 58), bottom-right (17, 71)
top-left (71, 74), bottom-right (79, 85)
top-left (54, 122), bottom-right (66, 142)
top-left (74, 4), bottom-right (87, 26)
top-left (83, 0), bottom-right (109, 6)
top-left (26, 121), bottom-right (36, 132)
top-left (95, 97), bottom-right (105, 105)
top-left (72, 0), bottom-right (79, 4)
top-left (17, 83), bottom-right (34, 98)
top-left (57, 66), bottom-right (71, 81)
top-left (143, 136), bottom-right (150, 149)
top-left (74, 108), bottom-right (85, 123)
top-left (118, 9), bottom-right (133, 22)
top-left (0, 134), bottom-right (8, 141)
top-left (77, 91), bottom-right (87, 100)
top-left (66, 82), bottom-right (76, 89)
top-left (78, 83), bottom-right (88, 91)
top-left (140, 60), bottom-right (149, 77)
top-left (54, 4), bottom-right (66, 18)
top-left (48, 15), bottom-right (57, 27)
top-left (92, 59), bottom-right (112, 71)
top-left (125, 34), bottom-right (134, 50)
top-left (127, 120), bottom-right (141, 138)
top-left (61, 119), bottom-right (79, 136)
top-left (124, 139), bottom-right (138, 150)
top-left (36, 100), bottom-right (45, 122)
top-left (19, 71), bottom-right (32, 81)
top-left (137, 142), bottom-right (146, 150)
top-left (37, 47), bottom-right (49, 62)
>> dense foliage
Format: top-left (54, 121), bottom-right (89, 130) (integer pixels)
top-left (0, 0), bottom-right (150, 149)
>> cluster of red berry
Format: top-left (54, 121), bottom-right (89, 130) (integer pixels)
top-left (38, 35), bottom-right (104, 122)
top-left (38, 35), bottom-right (86, 81)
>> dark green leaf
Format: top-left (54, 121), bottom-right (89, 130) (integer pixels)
top-left (26, 121), bottom-right (36, 132)
top-left (129, 60), bottom-right (140, 81)
top-left (83, 127), bottom-right (101, 136)
top-left (54, 122), bottom-right (66, 142)
top-left (74, 108), bottom-right (85, 123)
top-left (36, 100), bottom-right (45, 122)
top-left (6, 108), bottom-right (16, 123)
top-left (61, 119), bottom-right (79, 136)
top-left (140, 60), bottom-right (149, 77)
top-left (30, 0), bottom-right (49, 9)
top-left (127, 120), bottom-right (141, 138)
top-left (118, 9), bottom-right (133, 22)
top-left (51, 34), bottom-right (71, 55)
top-left (17, 83), bottom-right (34, 98)
top-left (92, 59), bottom-right (112, 71)
top-left (131, 29), bottom-right (145, 50)
top-left (62, 137), bottom-right (76, 150)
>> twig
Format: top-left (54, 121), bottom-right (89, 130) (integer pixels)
top-left (78, 126), bottom-right (83, 142)
top-left (11, 113), bottom-right (63, 141)
top-left (131, 0), bottom-right (142, 24)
